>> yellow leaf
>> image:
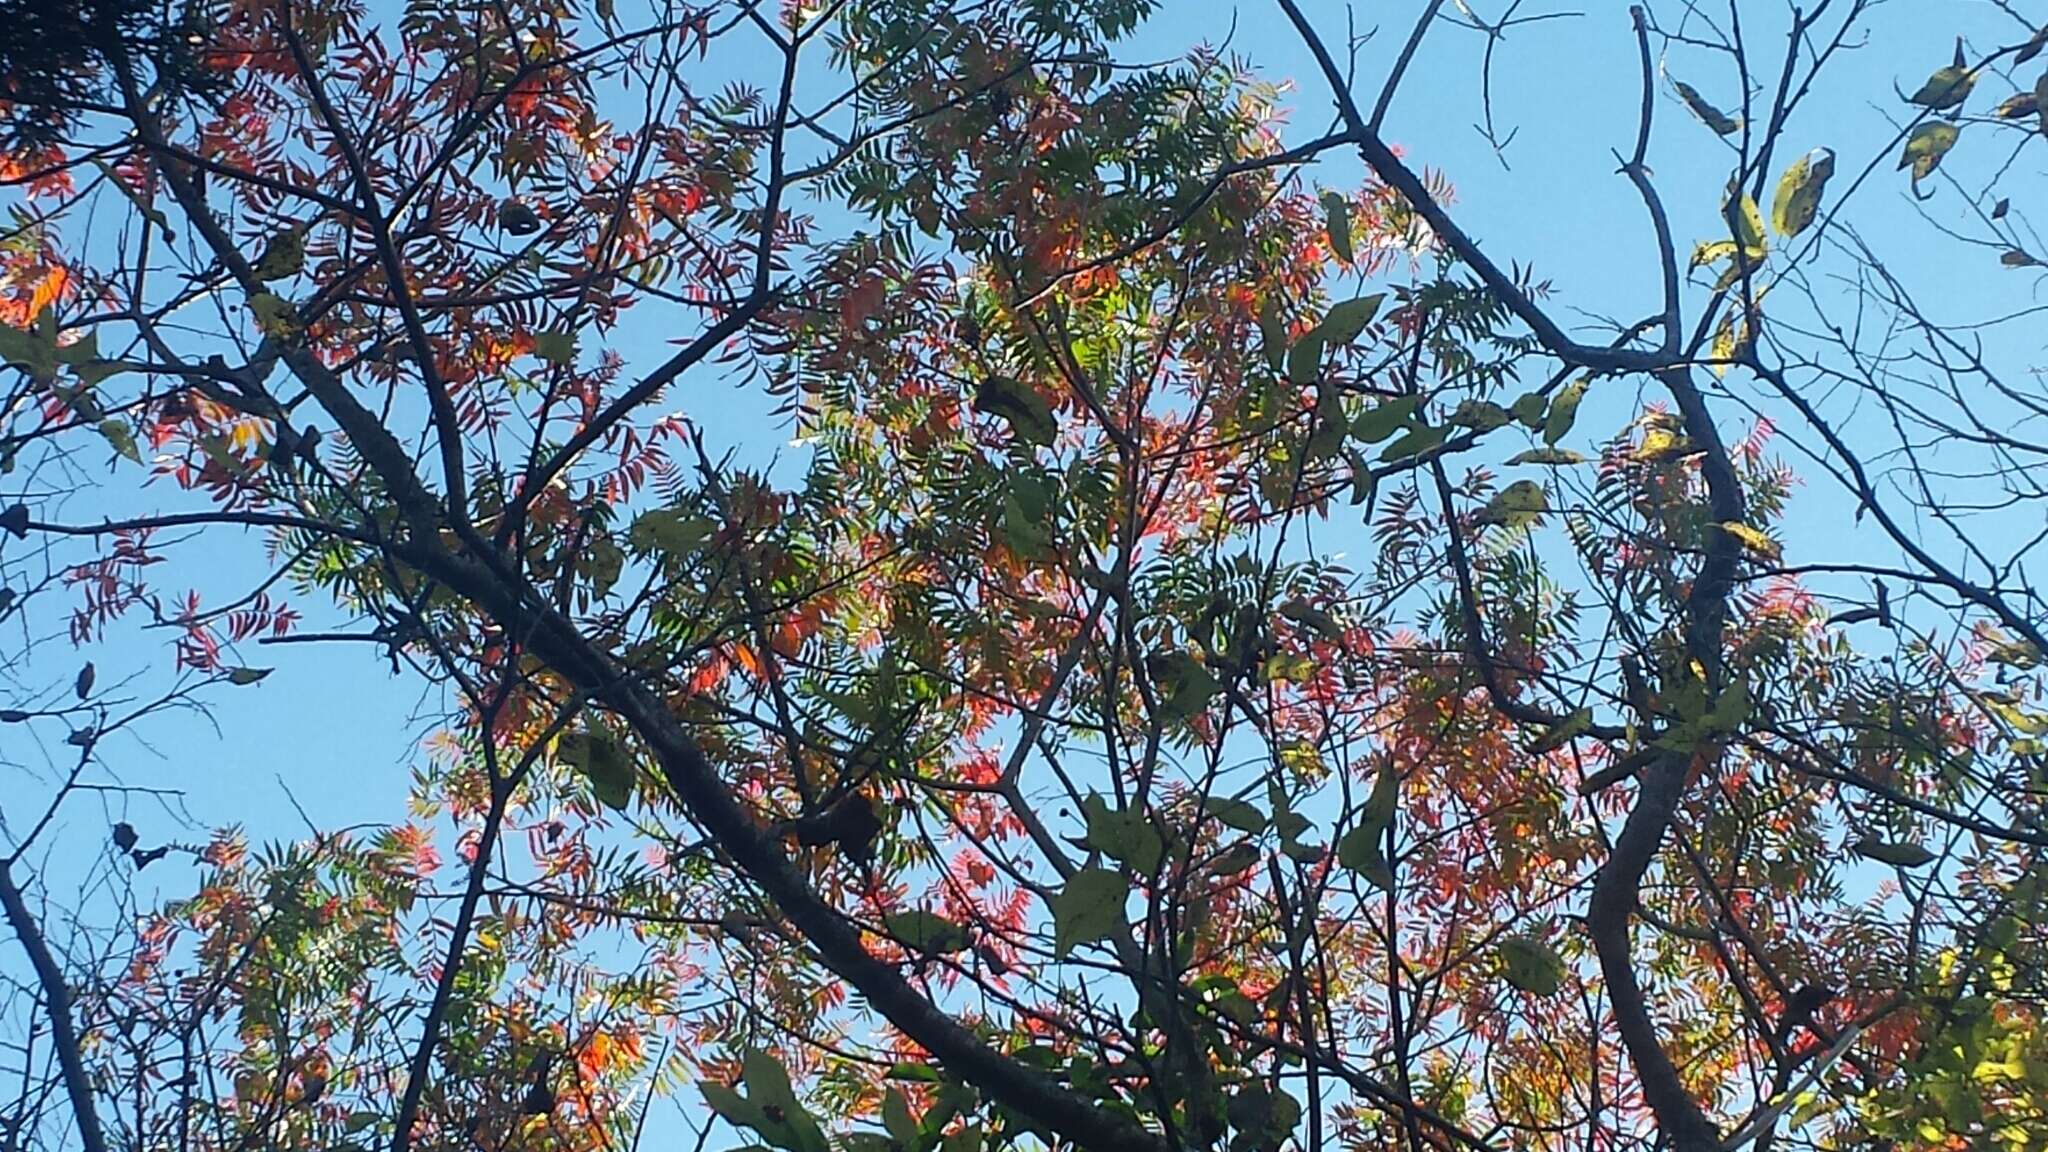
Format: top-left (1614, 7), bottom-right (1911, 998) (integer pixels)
top-left (1715, 521), bottom-right (1782, 562)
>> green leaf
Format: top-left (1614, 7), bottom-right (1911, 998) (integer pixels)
top-left (1082, 794), bottom-right (1163, 874)
top-left (1258, 295), bottom-right (1287, 374)
top-left (1899, 122), bottom-right (1959, 182)
top-left (1321, 191), bottom-right (1354, 263)
top-left (884, 1063), bottom-right (942, 1082)
top-left (225, 667), bottom-right (273, 686)
top-left (884, 910), bottom-right (970, 954)
top-left (1203, 796), bottom-right (1267, 834)
top-left (1907, 65), bottom-right (1975, 110)
top-left (1208, 842), bottom-right (1261, 875)
top-left (1852, 836), bottom-right (1937, 868)
top-left (1673, 79), bottom-right (1741, 135)
top-left (1147, 650), bottom-right (1220, 720)
top-left (1313, 294), bottom-right (1385, 345)
top-left (533, 329), bottom-right (578, 365)
top-left (1051, 867), bottom-right (1126, 958)
top-left (1509, 391), bottom-right (1547, 428)
top-left (1286, 332), bottom-right (1326, 386)
top-left (98, 419), bottom-right (142, 463)
top-left (1724, 184), bottom-right (1769, 255)
top-left (1506, 447), bottom-right (1587, 466)
top-left (882, 1088), bottom-right (918, 1146)
top-left (1771, 147), bottom-right (1835, 238)
top-left (1361, 760), bottom-right (1399, 836)
top-left (1498, 936), bottom-right (1565, 995)
top-left (701, 1082), bottom-right (767, 1132)
top-left (1002, 472), bottom-right (1055, 560)
top-left (344, 1113), bottom-right (379, 1134)
top-left (1544, 379), bottom-right (1588, 446)
top-left (1335, 824), bottom-right (1392, 890)
top-left (1476, 479), bottom-right (1547, 530)
top-left (53, 330), bottom-right (98, 366)
top-left (1449, 399), bottom-right (1511, 432)
top-left (1379, 423), bottom-right (1446, 461)
top-left (1351, 396), bottom-right (1421, 443)
top-left (0, 319), bottom-right (57, 382)
top-left (629, 508), bottom-right (714, 554)
top-left (974, 376), bottom-right (1057, 447)
top-left (247, 292), bottom-right (300, 339)
top-left (1279, 597), bottom-right (1343, 640)
top-left (1527, 708), bottom-right (1592, 755)
top-left (558, 725), bottom-right (635, 811)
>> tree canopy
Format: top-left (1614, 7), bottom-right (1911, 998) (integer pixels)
top-left (3, 2), bottom-right (2047, 1152)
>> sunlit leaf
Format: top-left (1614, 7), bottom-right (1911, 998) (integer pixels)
top-left (1051, 867), bottom-right (1126, 958)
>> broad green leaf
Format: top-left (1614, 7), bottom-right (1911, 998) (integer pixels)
top-left (701, 1082), bottom-right (768, 1132)
top-left (1702, 680), bottom-right (1751, 735)
top-left (629, 508), bottom-right (714, 554)
top-left (247, 292), bottom-right (300, 339)
top-left (1544, 379), bottom-right (1587, 446)
top-left (558, 725), bottom-right (635, 811)
top-left (98, 419), bottom-right (141, 463)
top-left (1527, 708), bottom-right (1592, 755)
top-left (1507, 447), bottom-right (1587, 466)
top-left (1003, 472), bottom-right (1055, 560)
top-left (1476, 479), bottom-right (1547, 530)
top-left (1724, 184), bottom-right (1769, 255)
top-left (1147, 650), bottom-right (1220, 719)
top-left (1051, 867), bottom-right (1126, 958)
top-left (1498, 936), bottom-right (1565, 995)
top-left (1509, 391), bottom-right (1547, 428)
top-left (1208, 842), bottom-right (1261, 875)
top-left (1380, 423), bottom-right (1446, 461)
top-left (1771, 147), bottom-right (1835, 238)
top-left (1351, 396), bottom-right (1421, 443)
top-left (0, 320), bottom-right (57, 382)
top-left (882, 1089), bottom-right (918, 1146)
top-left (1899, 122), bottom-right (1959, 182)
top-left (1321, 191), bottom-right (1354, 263)
top-left (1907, 65), bottom-right (1975, 110)
top-left (533, 329), bottom-right (577, 365)
top-left (974, 376), bottom-right (1057, 447)
top-left (741, 1048), bottom-right (804, 1120)
top-left (1082, 794), bottom-right (1163, 873)
top-left (884, 910), bottom-right (970, 954)
top-left (1673, 79), bottom-right (1741, 134)
top-left (1314, 294), bottom-right (1384, 345)
top-left (1852, 836), bottom-right (1937, 868)
top-left (1361, 760), bottom-right (1399, 836)
top-left (1203, 796), bottom-right (1267, 834)
top-left (1258, 295), bottom-right (1287, 374)
top-left (1279, 597), bottom-right (1343, 640)
top-left (225, 667), bottom-right (273, 686)
top-left (1449, 399), bottom-right (1511, 432)
top-left (1286, 332), bottom-right (1326, 385)
top-left (1335, 824), bottom-right (1393, 890)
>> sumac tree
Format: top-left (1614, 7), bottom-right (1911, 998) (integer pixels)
top-left (2, 2), bottom-right (2046, 1152)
